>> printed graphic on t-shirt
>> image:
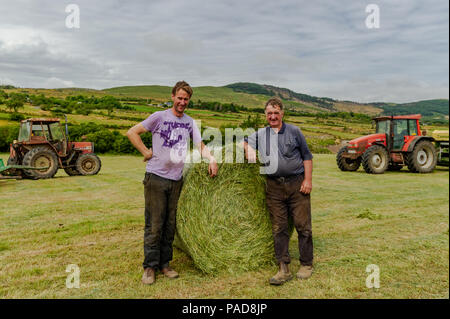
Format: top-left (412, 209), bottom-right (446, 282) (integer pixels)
top-left (160, 121), bottom-right (191, 148)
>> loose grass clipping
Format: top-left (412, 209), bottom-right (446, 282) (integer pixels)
top-left (175, 162), bottom-right (293, 275)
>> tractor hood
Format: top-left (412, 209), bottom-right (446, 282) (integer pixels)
top-left (349, 133), bottom-right (386, 146)
top-left (347, 133), bottom-right (387, 154)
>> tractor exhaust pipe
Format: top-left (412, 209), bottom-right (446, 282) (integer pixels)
top-left (65, 114), bottom-right (69, 142)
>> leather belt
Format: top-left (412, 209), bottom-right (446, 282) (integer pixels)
top-left (268, 173), bottom-right (303, 183)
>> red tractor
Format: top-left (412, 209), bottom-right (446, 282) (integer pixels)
top-left (7, 118), bottom-right (101, 179)
top-left (336, 114), bottom-right (437, 174)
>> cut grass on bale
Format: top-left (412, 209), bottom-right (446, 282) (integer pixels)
top-left (0, 153), bottom-right (448, 298)
top-left (176, 162), bottom-right (293, 275)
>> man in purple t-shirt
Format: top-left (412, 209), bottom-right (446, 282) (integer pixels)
top-left (127, 81), bottom-right (218, 285)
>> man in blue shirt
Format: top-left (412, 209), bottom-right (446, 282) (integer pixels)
top-left (244, 97), bottom-right (314, 285)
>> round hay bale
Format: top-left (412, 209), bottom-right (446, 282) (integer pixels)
top-left (175, 162), bottom-right (293, 274)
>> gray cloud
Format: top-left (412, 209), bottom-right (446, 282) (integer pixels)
top-left (0, 0), bottom-right (448, 103)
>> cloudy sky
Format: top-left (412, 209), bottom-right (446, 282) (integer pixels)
top-left (0, 0), bottom-right (448, 103)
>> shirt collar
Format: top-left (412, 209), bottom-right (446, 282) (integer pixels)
top-left (269, 122), bottom-right (286, 134)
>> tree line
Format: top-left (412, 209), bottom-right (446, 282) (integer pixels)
top-left (0, 90), bottom-right (133, 116)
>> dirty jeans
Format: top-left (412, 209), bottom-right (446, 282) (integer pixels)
top-left (142, 172), bottom-right (183, 270)
top-left (266, 174), bottom-right (313, 266)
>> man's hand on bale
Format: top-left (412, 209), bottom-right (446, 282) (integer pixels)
top-left (208, 158), bottom-right (218, 177)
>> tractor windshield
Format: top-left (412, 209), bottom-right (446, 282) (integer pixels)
top-left (32, 124), bottom-right (50, 139)
top-left (49, 122), bottom-right (65, 141)
top-left (18, 122), bottom-right (31, 142)
top-left (376, 120), bottom-right (390, 135)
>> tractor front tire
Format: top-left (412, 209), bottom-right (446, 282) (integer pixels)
top-left (76, 153), bottom-right (101, 175)
top-left (405, 140), bottom-right (437, 173)
top-left (6, 156), bottom-right (21, 176)
top-left (336, 146), bottom-right (361, 171)
top-left (362, 145), bottom-right (389, 174)
top-left (64, 166), bottom-right (81, 176)
top-left (22, 147), bottom-right (59, 179)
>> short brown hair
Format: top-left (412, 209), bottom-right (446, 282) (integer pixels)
top-left (265, 97), bottom-right (283, 110)
top-left (172, 81), bottom-right (193, 98)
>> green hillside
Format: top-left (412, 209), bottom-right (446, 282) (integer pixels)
top-left (110, 82), bottom-right (450, 117)
top-left (4, 83), bottom-right (447, 121)
top-left (378, 99), bottom-right (449, 120)
top-left (103, 83), bottom-right (371, 114)
top-left (103, 85), bottom-right (270, 109)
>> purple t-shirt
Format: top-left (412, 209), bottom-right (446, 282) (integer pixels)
top-left (141, 109), bottom-right (202, 181)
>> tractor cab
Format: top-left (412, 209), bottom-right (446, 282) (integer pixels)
top-left (374, 114), bottom-right (421, 152)
top-left (18, 118), bottom-right (67, 156)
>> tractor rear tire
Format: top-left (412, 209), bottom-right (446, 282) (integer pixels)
top-left (336, 146), bottom-right (361, 171)
top-left (362, 145), bottom-right (389, 174)
top-left (76, 153), bottom-right (101, 175)
top-left (405, 140), bottom-right (437, 173)
top-left (22, 147), bottom-right (59, 179)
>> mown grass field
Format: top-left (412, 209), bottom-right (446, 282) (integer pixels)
top-left (0, 153), bottom-right (448, 298)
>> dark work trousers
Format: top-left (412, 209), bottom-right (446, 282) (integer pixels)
top-left (142, 172), bottom-right (183, 270)
top-left (266, 174), bottom-right (313, 266)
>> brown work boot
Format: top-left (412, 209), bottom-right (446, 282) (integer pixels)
top-left (142, 267), bottom-right (156, 285)
top-left (161, 266), bottom-right (179, 279)
top-left (297, 265), bottom-right (313, 279)
top-left (269, 262), bottom-right (293, 285)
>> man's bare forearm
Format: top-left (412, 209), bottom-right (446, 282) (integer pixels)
top-left (127, 131), bottom-right (148, 155)
top-left (243, 141), bottom-right (257, 162)
top-left (304, 160), bottom-right (312, 182)
top-left (199, 142), bottom-right (215, 162)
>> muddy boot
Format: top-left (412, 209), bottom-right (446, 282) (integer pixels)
top-left (161, 266), bottom-right (179, 279)
top-left (142, 267), bottom-right (156, 285)
top-left (297, 265), bottom-right (313, 279)
top-left (269, 262), bottom-right (293, 285)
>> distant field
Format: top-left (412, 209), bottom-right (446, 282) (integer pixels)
top-left (0, 154), bottom-right (448, 298)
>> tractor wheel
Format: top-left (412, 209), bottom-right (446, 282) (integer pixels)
top-left (7, 157), bottom-right (17, 166)
top-left (22, 147), bottom-right (59, 179)
top-left (336, 146), bottom-right (361, 171)
top-left (362, 145), bottom-right (389, 174)
top-left (405, 140), bottom-right (437, 173)
top-left (6, 157), bottom-right (19, 175)
top-left (387, 163), bottom-right (403, 171)
top-left (76, 153), bottom-right (101, 175)
top-left (64, 166), bottom-right (81, 176)
top-left (64, 153), bottom-right (81, 176)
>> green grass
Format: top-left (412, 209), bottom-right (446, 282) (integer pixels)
top-left (0, 153), bottom-right (448, 298)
